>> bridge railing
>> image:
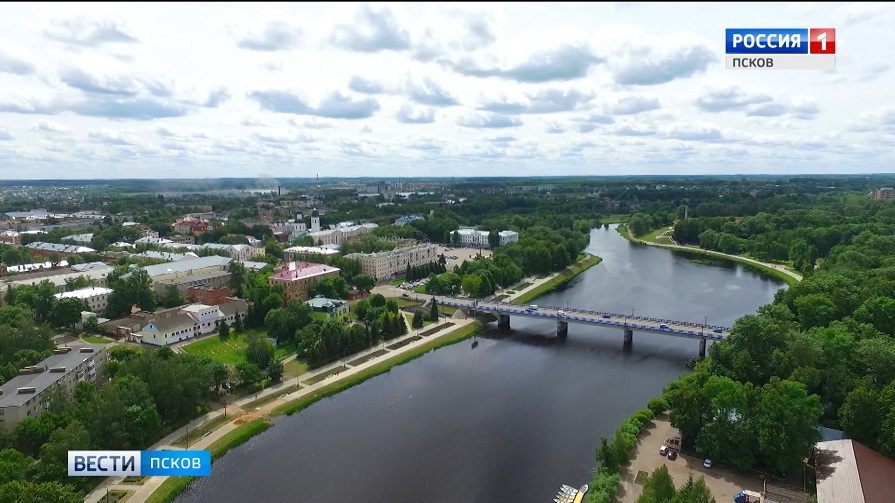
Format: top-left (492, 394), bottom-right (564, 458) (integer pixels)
top-left (437, 298), bottom-right (727, 339)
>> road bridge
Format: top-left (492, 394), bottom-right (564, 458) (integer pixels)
top-left (433, 296), bottom-right (730, 358)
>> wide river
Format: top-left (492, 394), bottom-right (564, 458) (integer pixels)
top-left (175, 225), bottom-right (784, 503)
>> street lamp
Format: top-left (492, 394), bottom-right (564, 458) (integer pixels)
top-left (703, 316), bottom-right (708, 335)
top-left (631, 308), bottom-right (635, 318)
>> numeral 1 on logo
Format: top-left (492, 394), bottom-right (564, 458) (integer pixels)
top-left (809, 28), bottom-right (836, 54)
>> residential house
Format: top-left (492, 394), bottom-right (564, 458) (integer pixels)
top-left (345, 243), bottom-right (439, 281)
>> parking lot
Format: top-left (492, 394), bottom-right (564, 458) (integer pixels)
top-left (617, 415), bottom-right (764, 502)
top-left (437, 246), bottom-right (492, 270)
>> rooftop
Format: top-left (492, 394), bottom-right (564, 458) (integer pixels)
top-left (815, 439), bottom-right (895, 503)
top-left (54, 287), bottom-right (113, 300)
top-left (270, 261), bottom-right (340, 281)
top-left (283, 245), bottom-right (341, 256)
top-left (132, 255), bottom-right (231, 279)
top-left (153, 268), bottom-right (230, 286)
top-left (0, 344), bottom-right (105, 408)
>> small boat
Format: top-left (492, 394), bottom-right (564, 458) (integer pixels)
top-left (571, 484), bottom-right (589, 503)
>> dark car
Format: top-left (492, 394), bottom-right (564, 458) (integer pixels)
top-left (602, 314), bottom-right (611, 319)
top-left (713, 327), bottom-right (723, 333)
top-left (667, 450), bottom-right (678, 460)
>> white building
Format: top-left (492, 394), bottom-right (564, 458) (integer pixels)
top-left (54, 287), bottom-right (113, 313)
top-left (181, 304), bottom-right (222, 336)
top-left (135, 236), bottom-right (174, 246)
top-left (308, 223), bottom-right (378, 247)
top-left (455, 228), bottom-right (519, 248)
top-left (345, 243), bottom-right (439, 281)
top-left (137, 300), bottom-right (249, 346)
top-left (283, 245), bottom-right (340, 262)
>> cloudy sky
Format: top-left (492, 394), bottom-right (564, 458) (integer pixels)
top-left (0, 2), bottom-right (892, 180)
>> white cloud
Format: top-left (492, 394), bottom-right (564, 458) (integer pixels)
top-left (0, 3), bottom-right (889, 177)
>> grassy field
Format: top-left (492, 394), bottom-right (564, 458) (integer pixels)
top-left (514, 254), bottom-right (604, 305)
top-left (403, 312), bottom-right (434, 328)
top-left (437, 304), bottom-right (457, 316)
top-left (182, 334), bottom-right (247, 364)
top-left (639, 226), bottom-right (676, 245)
top-left (82, 334), bottom-right (112, 344)
top-left (389, 296), bottom-right (423, 308)
top-left (145, 419), bottom-right (272, 503)
top-left (283, 359), bottom-right (307, 379)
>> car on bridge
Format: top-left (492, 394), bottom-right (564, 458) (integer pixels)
top-left (713, 327), bottom-right (723, 333)
top-left (602, 314), bottom-right (611, 319)
top-left (557, 310), bottom-right (566, 316)
top-left (659, 323), bottom-right (669, 330)
top-left (528, 305), bottom-right (539, 310)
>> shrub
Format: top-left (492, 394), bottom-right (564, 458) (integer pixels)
top-left (647, 397), bottom-right (669, 415)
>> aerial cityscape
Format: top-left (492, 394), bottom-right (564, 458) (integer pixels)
top-left (1, 3), bottom-right (895, 503)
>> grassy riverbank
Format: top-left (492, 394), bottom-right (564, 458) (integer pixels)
top-left (272, 321), bottom-right (483, 417)
top-left (513, 254), bottom-right (603, 304)
top-left (145, 419), bottom-right (272, 503)
top-left (617, 224), bottom-right (798, 287)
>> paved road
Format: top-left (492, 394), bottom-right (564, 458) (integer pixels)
top-left (434, 296), bottom-right (729, 339)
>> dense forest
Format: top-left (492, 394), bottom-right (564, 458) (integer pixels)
top-left (620, 195), bottom-right (895, 476)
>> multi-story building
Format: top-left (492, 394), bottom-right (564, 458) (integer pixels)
top-left (308, 223), bottom-right (378, 247)
top-left (268, 262), bottom-right (341, 302)
top-left (455, 228), bottom-right (520, 248)
top-left (283, 245), bottom-right (340, 263)
top-left (0, 344), bottom-right (108, 430)
top-left (345, 243), bottom-right (439, 281)
top-left (871, 188), bottom-right (894, 200)
top-left (24, 242), bottom-right (96, 259)
top-left (54, 286), bottom-right (113, 313)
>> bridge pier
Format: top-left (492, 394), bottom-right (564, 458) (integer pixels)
top-left (623, 328), bottom-right (633, 351)
top-left (556, 320), bottom-right (568, 338)
top-left (498, 314), bottom-right (511, 332)
top-left (698, 338), bottom-right (706, 359)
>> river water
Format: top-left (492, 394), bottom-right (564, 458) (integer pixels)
top-left (175, 225), bottom-right (784, 503)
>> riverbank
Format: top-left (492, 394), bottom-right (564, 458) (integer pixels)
top-left (130, 319), bottom-right (484, 503)
top-left (617, 224), bottom-right (801, 287)
top-left (511, 253), bottom-right (603, 304)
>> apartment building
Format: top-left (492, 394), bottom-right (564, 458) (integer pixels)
top-left (268, 262), bottom-right (341, 302)
top-left (308, 223), bottom-right (378, 246)
top-left (455, 228), bottom-right (520, 248)
top-left (0, 344), bottom-right (108, 430)
top-left (345, 243), bottom-right (439, 281)
top-left (283, 245), bottom-right (340, 263)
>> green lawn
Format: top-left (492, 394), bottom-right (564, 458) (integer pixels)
top-left (82, 334), bottom-right (112, 344)
top-left (640, 226), bottom-right (676, 245)
top-left (311, 311), bottom-right (329, 321)
top-left (437, 304), bottom-right (457, 316)
top-left (389, 296), bottom-right (423, 308)
top-left (283, 359), bottom-right (308, 379)
top-left (182, 334), bottom-right (247, 364)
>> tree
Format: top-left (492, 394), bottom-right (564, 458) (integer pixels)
top-left (637, 465), bottom-right (676, 503)
top-left (235, 361), bottom-right (263, 388)
top-left (63, 275), bottom-right (93, 292)
top-left (245, 332), bottom-right (275, 369)
top-left (228, 261), bottom-right (247, 298)
top-left (412, 311), bottom-right (424, 329)
top-left (754, 377), bottom-right (822, 474)
top-left (218, 320), bottom-right (230, 339)
top-left (50, 297), bottom-right (86, 330)
top-left (48, 252), bottom-right (61, 268)
top-left (670, 476), bottom-right (716, 503)
top-left (461, 274), bottom-right (482, 297)
top-left (838, 377), bottom-right (882, 447)
top-left (82, 315), bottom-right (101, 334)
top-left (160, 284), bottom-right (183, 309)
top-left (488, 229), bottom-right (501, 249)
top-left (266, 359), bottom-right (284, 383)
top-left (355, 274), bottom-right (375, 292)
top-left (233, 312), bottom-right (243, 332)
top-left (430, 299), bottom-right (439, 321)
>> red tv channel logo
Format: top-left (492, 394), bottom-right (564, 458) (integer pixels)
top-left (809, 28), bottom-right (836, 54)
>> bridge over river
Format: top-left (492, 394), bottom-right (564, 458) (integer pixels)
top-left (432, 296), bottom-right (731, 358)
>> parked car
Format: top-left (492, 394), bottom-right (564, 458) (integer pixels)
top-left (703, 458), bottom-right (713, 468)
top-left (602, 314), bottom-right (611, 319)
top-left (667, 450), bottom-right (678, 460)
top-left (659, 445), bottom-right (668, 456)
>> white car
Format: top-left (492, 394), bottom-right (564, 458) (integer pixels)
top-left (703, 459), bottom-right (713, 469)
top-left (659, 445), bottom-right (668, 456)
top-left (557, 310), bottom-right (565, 316)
